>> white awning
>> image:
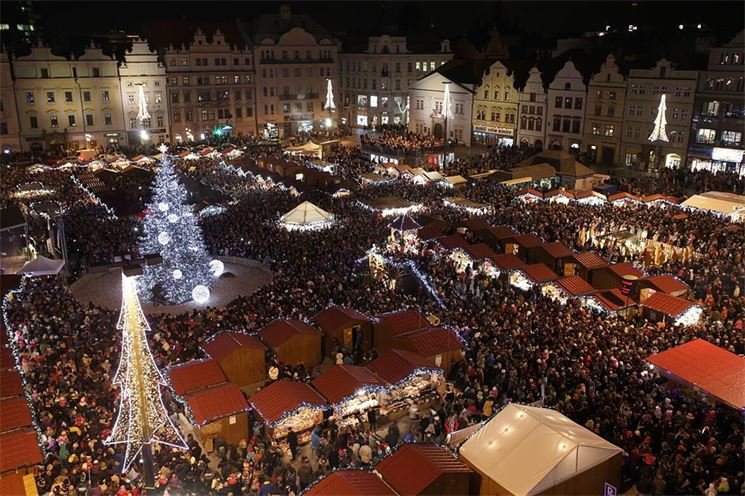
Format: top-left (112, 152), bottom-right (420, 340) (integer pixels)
top-left (20, 256), bottom-right (65, 276)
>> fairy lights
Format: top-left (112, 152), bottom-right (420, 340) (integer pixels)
top-left (105, 273), bottom-right (188, 472)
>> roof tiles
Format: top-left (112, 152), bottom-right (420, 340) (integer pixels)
top-left (186, 383), bottom-right (248, 425)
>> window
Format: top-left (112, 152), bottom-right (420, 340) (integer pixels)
top-left (173, 111), bottom-right (181, 123)
top-left (530, 92), bottom-right (536, 102)
top-left (47, 91), bottom-right (55, 103)
top-left (185, 110), bottom-right (192, 121)
top-left (595, 104), bottom-right (602, 116)
top-left (92, 67), bottom-right (100, 77)
top-left (83, 91), bottom-right (91, 102)
top-left (604, 124), bottom-right (615, 136)
top-left (155, 93), bottom-right (162, 103)
top-left (157, 115), bottom-right (163, 127)
top-left (26, 91), bottom-right (35, 103)
top-left (201, 110), bottom-right (208, 121)
top-left (722, 130), bottom-right (742, 146)
top-left (40, 67), bottom-right (49, 78)
top-left (574, 97), bottom-right (583, 110)
top-left (50, 115), bottom-right (58, 127)
top-left (553, 115), bottom-right (561, 131)
top-left (102, 90), bottom-right (110, 102)
top-left (127, 93), bottom-right (135, 104)
top-left (181, 57), bottom-right (188, 66)
top-left (608, 91), bottom-right (616, 100)
top-left (607, 105), bottom-right (615, 118)
top-left (306, 102), bottom-right (313, 112)
top-left (415, 99), bottom-right (424, 110)
top-left (562, 117), bottom-right (571, 133)
top-left (520, 115), bottom-right (527, 129)
top-left (169, 58), bottom-right (176, 66)
top-left (415, 62), bottom-right (421, 71)
top-left (696, 128), bottom-right (716, 144)
top-left (282, 103), bottom-right (290, 113)
top-left (104, 112), bottom-right (112, 125)
top-left (555, 96), bottom-right (562, 108)
top-left (571, 117), bottom-right (581, 134)
top-left (182, 76), bottom-right (189, 85)
top-left (29, 115), bottom-right (38, 128)
top-left (370, 95), bottom-right (378, 108)
top-left (236, 107), bottom-right (242, 119)
top-left (564, 97), bottom-right (572, 108)
top-left (64, 91), bottom-right (73, 103)
top-left (592, 123), bottom-right (600, 135)
top-left (86, 114), bottom-right (93, 126)
top-left (171, 92), bottom-right (179, 104)
top-left (672, 108), bottom-right (679, 120)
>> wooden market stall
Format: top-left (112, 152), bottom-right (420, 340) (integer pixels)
top-left (479, 225), bottom-right (518, 253)
top-left (570, 251), bottom-right (609, 284)
top-left (313, 306), bottom-right (373, 356)
top-left (185, 382), bottom-right (249, 448)
top-left (542, 275), bottom-right (595, 305)
top-left (490, 253), bottom-right (526, 278)
top-left (304, 470), bottom-right (399, 496)
top-left (311, 365), bottom-right (388, 424)
top-left (368, 349), bottom-right (444, 415)
top-left (201, 331), bottom-right (267, 388)
top-left (639, 275), bottom-right (690, 299)
top-left (258, 319), bottom-right (322, 367)
top-left (640, 292), bottom-right (703, 327)
top-left (0, 361), bottom-right (42, 477)
top-left (590, 262), bottom-right (645, 290)
top-left (459, 404), bottom-right (623, 496)
top-left (509, 263), bottom-right (560, 291)
top-left (168, 358), bottom-right (228, 396)
top-left (530, 241), bottom-right (575, 272)
top-left (374, 309), bottom-right (430, 353)
top-left (248, 380), bottom-right (328, 443)
top-left (506, 234), bottom-right (543, 261)
top-left (376, 443), bottom-right (475, 496)
top-left (392, 327), bottom-right (464, 375)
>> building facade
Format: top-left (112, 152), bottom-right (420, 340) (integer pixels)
top-left (13, 42), bottom-right (127, 152)
top-left (164, 28), bottom-right (256, 143)
top-left (583, 54), bottom-right (626, 166)
top-left (688, 31), bottom-right (744, 175)
top-left (0, 49), bottom-right (21, 153)
top-left (119, 37), bottom-right (169, 145)
top-left (472, 60), bottom-right (518, 146)
top-left (516, 66), bottom-right (547, 149)
top-left (545, 60), bottom-right (587, 153)
top-left (621, 59), bottom-right (697, 170)
top-left (338, 35), bottom-right (452, 128)
top-left (250, 5), bottom-right (338, 139)
top-left (408, 61), bottom-right (481, 147)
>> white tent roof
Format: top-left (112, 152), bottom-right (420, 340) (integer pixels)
top-left (682, 191), bottom-right (745, 218)
top-left (460, 404), bottom-right (623, 496)
top-left (286, 141), bottom-right (321, 154)
top-left (445, 175), bottom-right (468, 185)
top-left (280, 201), bottom-right (333, 226)
top-left (20, 256), bottom-right (65, 276)
top-left (421, 171), bottom-right (444, 181)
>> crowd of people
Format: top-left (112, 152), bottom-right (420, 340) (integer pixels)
top-left (2, 139), bottom-right (745, 495)
top-left (361, 129), bottom-right (444, 155)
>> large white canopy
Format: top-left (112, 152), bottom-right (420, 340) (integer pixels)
top-left (459, 404), bottom-right (623, 496)
top-left (280, 201), bottom-right (333, 230)
top-left (681, 191), bottom-right (745, 221)
top-left (20, 255), bottom-right (65, 276)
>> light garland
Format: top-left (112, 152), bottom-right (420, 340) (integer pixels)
top-left (106, 273), bottom-right (188, 472)
top-left (673, 305), bottom-right (703, 327)
top-left (442, 198), bottom-right (492, 215)
top-left (356, 200), bottom-right (425, 218)
top-left (198, 205), bottom-right (227, 218)
top-left (70, 174), bottom-right (118, 219)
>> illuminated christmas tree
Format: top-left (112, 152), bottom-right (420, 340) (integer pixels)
top-left (324, 78), bottom-right (336, 111)
top-left (138, 152), bottom-right (214, 304)
top-left (106, 273), bottom-right (187, 484)
top-left (648, 93), bottom-right (670, 143)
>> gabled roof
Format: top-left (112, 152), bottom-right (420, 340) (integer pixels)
top-left (590, 288), bottom-right (637, 312)
top-left (259, 319), bottom-right (321, 348)
top-left (0, 397), bottom-right (33, 433)
top-left (305, 470), bottom-right (399, 496)
top-left (437, 234), bottom-right (470, 251)
top-left (375, 310), bottom-right (429, 337)
top-left (490, 253), bottom-right (525, 271)
top-left (572, 252), bottom-right (608, 270)
top-left (540, 241), bottom-right (574, 259)
top-left (280, 201), bottom-right (333, 226)
top-left (395, 327), bottom-right (463, 357)
top-left (642, 275), bottom-right (689, 294)
top-left (168, 359), bottom-right (227, 396)
top-left (647, 339), bottom-right (745, 410)
top-left (377, 443), bottom-right (472, 495)
top-left (641, 292), bottom-right (697, 317)
top-left (555, 275), bottom-right (595, 296)
top-left (312, 365), bottom-right (387, 404)
top-left (460, 217), bottom-right (491, 232)
top-left (462, 243), bottom-right (499, 261)
top-left (460, 404), bottom-right (623, 496)
top-left (484, 225), bottom-right (517, 240)
top-left (417, 224), bottom-right (445, 241)
top-left (368, 349), bottom-right (441, 385)
top-left (249, 380), bottom-right (327, 425)
top-left (0, 368), bottom-right (23, 398)
top-left (201, 332), bottom-right (265, 363)
top-left (186, 383), bottom-right (248, 425)
top-left (606, 263), bottom-right (645, 279)
top-left (0, 430), bottom-right (42, 472)
top-left (519, 264), bottom-right (560, 283)
top-left (388, 215), bottom-right (422, 232)
top-left (608, 192), bottom-right (641, 203)
top-left (513, 234), bottom-right (543, 249)
top-left (313, 306), bottom-right (371, 334)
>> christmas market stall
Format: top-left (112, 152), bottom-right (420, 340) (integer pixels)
top-left (279, 201), bottom-right (334, 231)
top-left (530, 241), bottom-right (574, 273)
top-left (489, 253), bottom-right (526, 279)
top-left (373, 309), bottom-right (431, 353)
top-left (248, 380), bottom-right (328, 444)
top-left (368, 349), bottom-right (444, 415)
top-left (311, 365), bottom-right (388, 424)
top-left (0, 472), bottom-right (38, 496)
top-left (201, 331), bottom-right (267, 388)
top-left (392, 326), bottom-right (465, 375)
top-left (443, 196), bottom-right (492, 215)
top-left (387, 214), bottom-right (422, 254)
top-left (541, 275), bottom-right (595, 305)
top-left (304, 469), bottom-right (399, 496)
top-left (185, 383), bottom-right (249, 448)
top-left (569, 251), bottom-right (609, 284)
top-left (0, 379), bottom-right (42, 476)
top-left (581, 288), bottom-right (638, 317)
top-left (506, 234), bottom-right (543, 261)
top-left (313, 306), bottom-right (373, 356)
top-left (639, 275), bottom-right (690, 299)
top-left (640, 292), bottom-right (703, 327)
top-left (167, 358), bottom-right (228, 397)
top-left (359, 196), bottom-right (424, 217)
top-left (479, 225), bottom-right (518, 253)
top-left (376, 443), bottom-right (475, 496)
top-left (258, 319), bottom-right (322, 367)
top-left (589, 262), bottom-right (645, 290)
top-left (509, 263), bottom-right (560, 291)
top-left (459, 404), bottom-right (623, 496)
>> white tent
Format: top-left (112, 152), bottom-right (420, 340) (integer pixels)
top-left (681, 191), bottom-right (745, 222)
top-left (20, 256), bottom-right (65, 276)
top-left (226, 148), bottom-right (244, 159)
top-left (285, 141), bottom-right (321, 157)
top-left (459, 404), bottom-right (623, 495)
top-left (280, 201), bottom-right (333, 231)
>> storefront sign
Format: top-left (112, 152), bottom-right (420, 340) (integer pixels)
top-left (473, 125), bottom-right (515, 136)
top-left (712, 147), bottom-right (744, 163)
top-left (604, 483), bottom-right (617, 496)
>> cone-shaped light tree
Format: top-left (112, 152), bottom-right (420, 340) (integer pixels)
top-left (138, 153), bottom-right (213, 304)
top-left (648, 93), bottom-right (670, 143)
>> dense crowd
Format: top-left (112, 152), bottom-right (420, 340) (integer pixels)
top-left (361, 129), bottom-right (443, 155)
top-left (2, 141), bottom-right (745, 495)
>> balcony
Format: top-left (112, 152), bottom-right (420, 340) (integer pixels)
top-left (278, 93), bottom-right (319, 101)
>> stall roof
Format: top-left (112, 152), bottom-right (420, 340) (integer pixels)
top-left (459, 404), bottom-right (623, 496)
top-left (591, 289), bottom-right (637, 312)
top-left (376, 443), bottom-right (472, 495)
top-left (647, 339), bottom-right (745, 409)
top-left (417, 224), bottom-right (445, 241)
top-left (0, 397), bottom-right (33, 433)
top-left (186, 382), bottom-right (248, 425)
top-left (462, 243), bottom-right (499, 261)
top-left (388, 214), bottom-right (422, 232)
top-left (0, 430), bottom-right (42, 472)
top-left (513, 234), bottom-right (543, 249)
top-left (515, 187), bottom-right (545, 198)
top-left (368, 349), bottom-right (441, 385)
top-left (20, 256), bottom-right (65, 276)
top-left (540, 241), bottom-right (574, 259)
top-left (280, 201), bottom-right (333, 226)
top-left (312, 365), bottom-right (387, 404)
top-left (572, 252), bottom-right (608, 270)
top-left (249, 380), bottom-right (327, 425)
top-left (395, 327), bottom-right (463, 358)
top-left (168, 359), bottom-right (227, 396)
top-left (520, 264), bottom-right (560, 283)
top-left (313, 306), bottom-right (371, 334)
top-left (304, 470), bottom-right (399, 496)
top-left (0, 369), bottom-right (23, 398)
top-left (641, 292), bottom-right (697, 317)
top-left (642, 275), bottom-right (689, 294)
top-left (259, 319), bottom-right (321, 348)
top-left (607, 263), bottom-right (645, 279)
top-left (365, 196), bottom-right (415, 210)
top-left (608, 192), bottom-right (641, 203)
top-left (436, 234), bottom-right (469, 251)
top-left (642, 194), bottom-right (681, 204)
top-left (490, 253), bottom-right (525, 271)
top-left (460, 217), bottom-right (491, 232)
top-left (445, 175), bottom-right (468, 185)
top-left (375, 310), bottom-right (430, 337)
top-left (0, 472), bottom-right (38, 496)
top-left (485, 225), bottom-right (517, 240)
top-left (201, 332), bottom-right (265, 363)
top-left (555, 275), bottom-right (595, 296)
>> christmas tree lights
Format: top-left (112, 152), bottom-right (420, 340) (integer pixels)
top-left (648, 94), bottom-right (670, 143)
top-left (106, 273), bottom-right (187, 477)
top-left (138, 154), bottom-right (214, 304)
top-left (324, 79), bottom-right (336, 111)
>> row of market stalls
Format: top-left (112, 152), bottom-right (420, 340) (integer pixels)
top-left (373, 162), bottom-right (470, 190)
